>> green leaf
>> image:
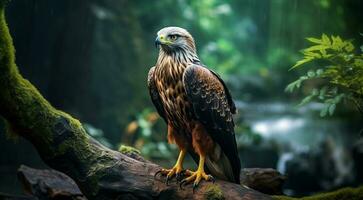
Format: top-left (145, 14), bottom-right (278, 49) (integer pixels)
top-left (334, 93), bottom-right (345, 103)
top-left (344, 42), bottom-right (355, 52)
top-left (354, 59), bottom-right (363, 67)
top-left (320, 105), bottom-right (329, 117)
top-left (298, 95), bottom-right (314, 106)
top-left (307, 70), bottom-right (316, 77)
top-left (298, 89), bottom-right (319, 106)
top-left (285, 80), bottom-right (301, 93)
top-left (319, 86), bottom-right (328, 99)
top-left (325, 98), bottom-right (335, 104)
top-left (306, 37), bottom-right (322, 44)
top-left (304, 51), bottom-right (321, 58)
top-left (322, 34), bottom-right (331, 45)
top-left (331, 87), bottom-right (338, 95)
top-left (316, 69), bottom-right (324, 76)
top-left (291, 57), bottom-right (314, 69)
top-left (332, 36), bottom-right (343, 44)
top-left (343, 54), bottom-right (354, 61)
top-left (331, 36), bottom-right (343, 50)
top-left (328, 104), bottom-right (336, 116)
top-left (304, 45), bottom-right (329, 52)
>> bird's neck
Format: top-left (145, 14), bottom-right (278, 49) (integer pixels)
top-left (156, 49), bottom-right (200, 67)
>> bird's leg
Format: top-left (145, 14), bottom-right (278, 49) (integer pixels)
top-left (155, 149), bottom-right (187, 185)
top-left (180, 154), bottom-right (214, 190)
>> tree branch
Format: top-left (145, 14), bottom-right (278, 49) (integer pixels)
top-left (0, 2), bottom-right (277, 199)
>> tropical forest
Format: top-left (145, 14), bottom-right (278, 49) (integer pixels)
top-left (0, 0), bottom-right (362, 199)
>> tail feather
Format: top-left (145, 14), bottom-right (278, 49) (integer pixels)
top-left (188, 143), bottom-right (241, 184)
top-left (205, 144), bottom-right (237, 183)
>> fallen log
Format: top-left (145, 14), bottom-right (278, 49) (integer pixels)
top-left (17, 165), bottom-right (285, 200)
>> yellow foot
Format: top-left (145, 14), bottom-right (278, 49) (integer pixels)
top-left (179, 169), bottom-right (215, 191)
top-left (154, 166), bottom-right (186, 185)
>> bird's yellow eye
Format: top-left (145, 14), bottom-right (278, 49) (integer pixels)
top-left (169, 34), bottom-right (178, 41)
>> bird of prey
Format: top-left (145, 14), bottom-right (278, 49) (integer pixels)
top-left (148, 26), bottom-right (241, 188)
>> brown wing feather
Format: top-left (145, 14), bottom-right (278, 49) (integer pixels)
top-left (183, 64), bottom-right (241, 184)
top-left (148, 66), bottom-right (167, 122)
top-left (209, 70), bottom-right (236, 114)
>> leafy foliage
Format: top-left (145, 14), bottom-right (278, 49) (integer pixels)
top-left (123, 109), bottom-right (176, 160)
top-left (286, 34), bottom-right (363, 117)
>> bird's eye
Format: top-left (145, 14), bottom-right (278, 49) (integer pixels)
top-left (169, 34), bottom-right (178, 40)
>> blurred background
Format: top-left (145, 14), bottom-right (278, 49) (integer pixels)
top-left (0, 0), bottom-right (362, 197)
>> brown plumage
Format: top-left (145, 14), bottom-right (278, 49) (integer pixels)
top-left (148, 27), bottom-right (241, 187)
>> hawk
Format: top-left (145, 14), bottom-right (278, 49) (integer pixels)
top-left (148, 27), bottom-right (241, 188)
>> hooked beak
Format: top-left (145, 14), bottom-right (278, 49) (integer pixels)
top-left (155, 35), bottom-right (167, 48)
top-left (155, 37), bottom-right (161, 48)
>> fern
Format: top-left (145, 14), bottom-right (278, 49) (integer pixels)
top-left (286, 34), bottom-right (363, 117)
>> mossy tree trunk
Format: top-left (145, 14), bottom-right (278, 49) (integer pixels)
top-left (0, 1), bottom-right (275, 199)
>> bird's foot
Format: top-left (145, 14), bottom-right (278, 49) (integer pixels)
top-left (179, 169), bottom-right (215, 191)
top-left (154, 165), bottom-right (187, 185)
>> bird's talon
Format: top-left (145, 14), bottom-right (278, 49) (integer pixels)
top-left (192, 182), bottom-right (199, 193)
top-left (155, 165), bottom-right (185, 185)
top-left (165, 176), bottom-right (170, 185)
top-left (154, 169), bottom-right (163, 178)
top-left (208, 175), bottom-right (215, 183)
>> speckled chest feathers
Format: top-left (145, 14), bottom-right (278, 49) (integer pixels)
top-left (154, 51), bottom-right (196, 131)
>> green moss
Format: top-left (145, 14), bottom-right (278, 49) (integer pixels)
top-left (0, 4), bottom-right (56, 146)
top-left (57, 133), bottom-right (87, 156)
top-left (204, 184), bottom-right (224, 200)
top-left (56, 114), bottom-right (88, 154)
top-left (118, 144), bottom-right (141, 155)
top-left (86, 149), bottom-right (117, 196)
top-left (273, 196), bottom-right (296, 200)
top-left (273, 185), bottom-right (363, 200)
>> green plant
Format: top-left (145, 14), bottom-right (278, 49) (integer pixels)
top-left (286, 34), bottom-right (363, 117)
top-left (123, 108), bottom-right (176, 160)
top-left (204, 184), bottom-right (225, 200)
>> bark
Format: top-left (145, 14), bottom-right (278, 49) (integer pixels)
top-left (0, 1), bottom-right (281, 199)
top-left (17, 165), bottom-right (285, 200)
top-left (18, 165), bottom-right (86, 200)
top-left (240, 168), bottom-right (285, 195)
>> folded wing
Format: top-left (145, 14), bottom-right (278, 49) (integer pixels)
top-left (183, 64), bottom-right (241, 183)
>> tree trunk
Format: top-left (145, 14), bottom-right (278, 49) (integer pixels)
top-left (0, 1), bottom-right (278, 199)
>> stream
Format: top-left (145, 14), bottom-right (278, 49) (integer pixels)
top-left (238, 101), bottom-right (360, 195)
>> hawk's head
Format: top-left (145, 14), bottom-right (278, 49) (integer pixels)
top-left (155, 26), bottom-right (196, 54)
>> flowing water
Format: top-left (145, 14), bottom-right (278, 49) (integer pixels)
top-left (237, 101), bottom-right (360, 195)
